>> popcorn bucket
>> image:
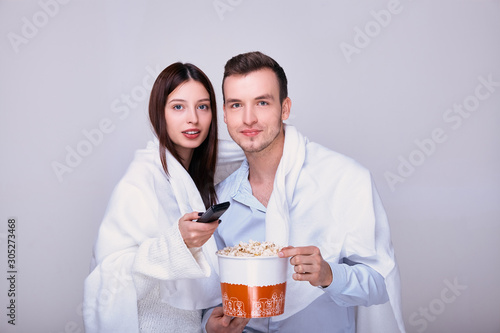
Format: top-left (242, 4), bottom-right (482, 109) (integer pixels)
top-left (217, 254), bottom-right (288, 318)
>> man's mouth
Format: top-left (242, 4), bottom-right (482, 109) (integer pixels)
top-left (241, 129), bottom-right (261, 137)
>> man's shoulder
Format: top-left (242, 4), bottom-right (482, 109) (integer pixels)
top-left (299, 141), bottom-right (373, 198)
top-left (305, 141), bottom-right (368, 175)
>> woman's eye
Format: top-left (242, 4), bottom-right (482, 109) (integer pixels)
top-left (198, 104), bottom-right (209, 110)
top-left (173, 105), bottom-right (183, 110)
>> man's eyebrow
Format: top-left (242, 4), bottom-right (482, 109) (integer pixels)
top-left (255, 94), bottom-right (274, 100)
top-left (225, 94), bottom-right (274, 104)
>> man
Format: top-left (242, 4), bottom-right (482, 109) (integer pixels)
top-left (203, 51), bottom-right (405, 332)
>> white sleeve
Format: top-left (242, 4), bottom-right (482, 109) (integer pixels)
top-left (321, 261), bottom-right (389, 306)
top-left (331, 169), bottom-right (405, 332)
top-left (83, 249), bottom-right (139, 333)
top-left (83, 182), bottom-right (209, 332)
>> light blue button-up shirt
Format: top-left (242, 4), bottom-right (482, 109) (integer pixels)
top-left (207, 161), bottom-right (389, 333)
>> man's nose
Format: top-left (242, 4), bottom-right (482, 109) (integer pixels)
top-left (242, 106), bottom-right (257, 126)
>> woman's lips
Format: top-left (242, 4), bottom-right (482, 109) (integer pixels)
top-left (182, 129), bottom-right (201, 139)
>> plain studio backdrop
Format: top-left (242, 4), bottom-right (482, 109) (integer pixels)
top-left (1, 1), bottom-right (499, 332)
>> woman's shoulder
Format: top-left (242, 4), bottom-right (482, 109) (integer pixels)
top-left (116, 140), bottom-right (166, 190)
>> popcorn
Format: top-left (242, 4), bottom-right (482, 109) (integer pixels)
top-left (217, 240), bottom-right (283, 257)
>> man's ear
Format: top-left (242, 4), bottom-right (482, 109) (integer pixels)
top-left (223, 104), bottom-right (227, 124)
top-left (281, 97), bottom-right (291, 121)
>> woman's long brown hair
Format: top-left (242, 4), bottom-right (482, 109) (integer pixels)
top-left (149, 62), bottom-right (218, 208)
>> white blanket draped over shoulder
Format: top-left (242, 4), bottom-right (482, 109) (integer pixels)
top-left (265, 124), bottom-right (406, 332)
top-left (83, 139), bottom-right (243, 333)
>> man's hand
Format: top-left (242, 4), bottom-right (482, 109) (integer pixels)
top-left (279, 246), bottom-right (333, 288)
top-left (178, 212), bottom-right (218, 248)
top-left (206, 307), bottom-right (250, 333)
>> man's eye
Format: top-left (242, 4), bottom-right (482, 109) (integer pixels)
top-left (258, 101), bottom-right (268, 106)
top-left (231, 103), bottom-right (241, 108)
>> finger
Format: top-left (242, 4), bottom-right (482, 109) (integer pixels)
top-left (294, 262), bottom-right (317, 273)
top-left (220, 315), bottom-right (232, 327)
top-left (191, 220), bottom-right (218, 232)
top-left (292, 271), bottom-right (312, 281)
top-left (230, 317), bottom-right (250, 330)
top-left (294, 264), bottom-right (306, 274)
top-left (182, 212), bottom-right (202, 222)
top-left (294, 246), bottom-right (320, 256)
top-left (280, 245), bottom-right (320, 258)
top-left (291, 254), bottom-right (320, 267)
top-left (278, 246), bottom-right (295, 258)
top-left (212, 306), bottom-right (225, 317)
top-left (203, 220), bottom-right (219, 233)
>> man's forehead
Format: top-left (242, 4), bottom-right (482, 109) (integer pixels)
top-left (224, 68), bottom-right (279, 93)
top-left (225, 68), bottom-right (275, 80)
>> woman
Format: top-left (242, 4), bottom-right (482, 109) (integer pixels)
top-left (83, 63), bottom-right (242, 332)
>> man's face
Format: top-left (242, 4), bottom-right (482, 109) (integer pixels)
top-left (223, 68), bottom-right (290, 154)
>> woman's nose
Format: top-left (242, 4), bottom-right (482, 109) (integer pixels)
top-left (186, 108), bottom-right (198, 124)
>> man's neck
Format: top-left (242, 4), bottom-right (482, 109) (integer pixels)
top-left (245, 136), bottom-right (284, 207)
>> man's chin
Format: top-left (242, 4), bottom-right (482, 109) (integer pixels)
top-left (236, 141), bottom-right (262, 154)
top-left (241, 142), bottom-right (270, 154)
top-left (231, 134), bottom-right (274, 154)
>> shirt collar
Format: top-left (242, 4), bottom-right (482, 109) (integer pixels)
top-left (229, 160), bottom-right (267, 212)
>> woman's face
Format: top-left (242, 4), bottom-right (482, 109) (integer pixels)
top-left (164, 79), bottom-right (212, 163)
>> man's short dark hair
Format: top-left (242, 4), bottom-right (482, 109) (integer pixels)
top-left (222, 51), bottom-right (288, 104)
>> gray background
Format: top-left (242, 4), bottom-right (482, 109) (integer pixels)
top-left (1, 0), bottom-right (499, 332)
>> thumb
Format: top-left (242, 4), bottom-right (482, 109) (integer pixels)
top-left (221, 315), bottom-right (233, 327)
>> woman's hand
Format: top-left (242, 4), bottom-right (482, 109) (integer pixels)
top-left (178, 212), bottom-right (219, 248)
top-left (206, 307), bottom-right (249, 333)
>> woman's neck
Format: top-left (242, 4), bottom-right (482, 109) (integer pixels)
top-left (176, 146), bottom-right (194, 169)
